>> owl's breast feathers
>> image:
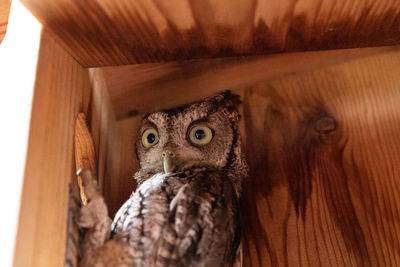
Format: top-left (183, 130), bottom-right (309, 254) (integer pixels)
top-left (112, 169), bottom-right (240, 266)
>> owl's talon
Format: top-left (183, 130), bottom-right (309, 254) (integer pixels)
top-left (78, 197), bottom-right (109, 229)
top-left (79, 169), bottom-right (101, 200)
top-left (76, 170), bottom-right (109, 230)
top-left (77, 210), bottom-right (95, 228)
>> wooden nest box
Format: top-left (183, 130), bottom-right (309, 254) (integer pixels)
top-left (2, 0), bottom-right (400, 266)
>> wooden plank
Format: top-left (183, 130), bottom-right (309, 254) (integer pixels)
top-left (101, 46), bottom-right (396, 120)
top-left (102, 48), bottom-right (400, 266)
top-left (0, 0), bottom-right (10, 43)
top-left (0, 1), bottom-right (42, 266)
top-left (240, 48), bottom-right (400, 266)
top-left (87, 68), bottom-right (115, 194)
top-left (87, 68), bottom-right (138, 216)
top-left (103, 117), bottom-right (139, 216)
top-left (20, 0), bottom-right (400, 67)
top-left (12, 30), bottom-right (92, 267)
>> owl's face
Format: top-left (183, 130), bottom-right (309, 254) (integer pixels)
top-left (136, 92), bottom-right (242, 177)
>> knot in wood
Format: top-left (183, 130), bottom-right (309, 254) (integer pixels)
top-left (128, 109), bottom-right (139, 117)
top-left (314, 116), bottom-right (336, 134)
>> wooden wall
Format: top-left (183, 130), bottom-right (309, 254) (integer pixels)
top-left (102, 116), bottom-right (139, 215)
top-left (102, 48), bottom-right (400, 266)
top-left (11, 32), bottom-right (119, 267)
top-left (13, 31), bottom-right (92, 267)
top-left (7, 0), bottom-right (400, 265)
top-left (101, 47), bottom-right (391, 120)
top-left (0, 0), bottom-right (10, 43)
top-left (241, 48), bottom-right (400, 266)
top-left (1, 2), bottom-right (43, 265)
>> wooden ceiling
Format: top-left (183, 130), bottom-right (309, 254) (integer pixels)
top-left (20, 0), bottom-right (400, 67)
top-left (0, 0), bottom-right (10, 44)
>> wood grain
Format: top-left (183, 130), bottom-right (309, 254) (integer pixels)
top-left (0, 0), bottom-right (10, 43)
top-left (101, 46), bottom-right (395, 120)
top-left (88, 69), bottom-right (138, 216)
top-left (13, 31), bottom-right (92, 267)
top-left (103, 117), bottom-right (139, 216)
top-left (6, 2), bottom-right (400, 265)
top-left (87, 68), bottom-right (115, 194)
top-left (20, 0), bottom-right (400, 67)
top-left (101, 48), bottom-right (400, 266)
top-left (240, 48), bottom-right (400, 266)
top-left (0, 2), bottom-right (43, 265)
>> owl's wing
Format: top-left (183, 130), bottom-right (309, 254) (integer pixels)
top-left (171, 183), bottom-right (216, 255)
top-left (156, 172), bottom-right (239, 266)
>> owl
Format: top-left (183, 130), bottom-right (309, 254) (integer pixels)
top-left (78, 91), bottom-right (248, 267)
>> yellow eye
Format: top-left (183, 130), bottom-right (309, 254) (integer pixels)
top-left (142, 128), bottom-right (159, 148)
top-left (188, 125), bottom-right (213, 146)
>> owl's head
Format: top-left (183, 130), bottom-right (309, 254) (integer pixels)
top-left (135, 91), bottom-right (247, 191)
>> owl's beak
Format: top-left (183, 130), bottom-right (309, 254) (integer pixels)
top-left (163, 152), bottom-right (175, 173)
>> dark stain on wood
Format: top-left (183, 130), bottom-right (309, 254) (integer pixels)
top-left (242, 86), bottom-right (343, 218)
top-left (286, 9), bottom-right (400, 51)
top-left (127, 109), bottom-right (139, 117)
top-left (241, 88), bottom-right (279, 267)
top-left (319, 147), bottom-right (372, 266)
top-left (20, 0), bottom-right (400, 66)
top-left (240, 68), bottom-right (400, 265)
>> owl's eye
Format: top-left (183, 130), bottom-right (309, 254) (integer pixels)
top-left (188, 125), bottom-right (213, 146)
top-left (142, 128), bottom-right (159, 148)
